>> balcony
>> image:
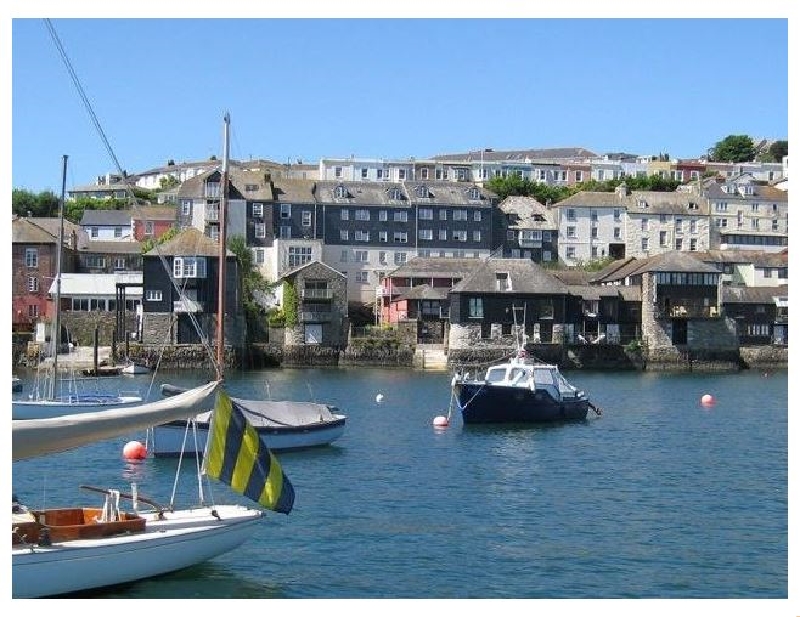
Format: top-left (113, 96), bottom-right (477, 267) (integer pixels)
top-left (301, 288), bottom-right (333, 300)
top-left (174, 299), bottom-right (203, 313)
top-left (654, 305), bottom-right (721, 319)
top-left (207, 209), bottom-right (219, 222)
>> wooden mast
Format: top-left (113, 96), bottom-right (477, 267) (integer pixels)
top-left (50, 154), bottom-right (68, 399)
top-left (216, 113), bottom-right (230, 380)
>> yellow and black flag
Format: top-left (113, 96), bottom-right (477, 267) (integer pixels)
top-left (202, 390), bottom-right (295, 514)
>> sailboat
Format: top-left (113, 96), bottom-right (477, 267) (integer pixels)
top-left (12, 108), bottom-right (296, 598)
top-left (14, 20), bottom-right (296, 597)
top-left (12, 155), bottom-right (143, 420)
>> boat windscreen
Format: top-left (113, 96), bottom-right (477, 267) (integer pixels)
top-left (486, 367), bottom-right (507, 383)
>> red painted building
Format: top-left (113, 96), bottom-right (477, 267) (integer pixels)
top-left (132, 205), bottom-right (177, 241)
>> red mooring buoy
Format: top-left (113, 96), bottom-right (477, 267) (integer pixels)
top-left (123, 440), bottom-right (147, 460)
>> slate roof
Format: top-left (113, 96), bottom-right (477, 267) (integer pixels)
top-left (13, 216), bottom-right (85, 248)
top-left (144, 227), bottom-right (233, 257)
top-left (386, 257), bottom-right (478, 279)
top-left (80, 209), bottom-right (133, 226)
top-left (177, 167), bottom-right (277, 201)
top-left (557, 191), bottom-right (624, 208)
top-left (280, 259), bottom-right (345, 281)
top-left (591, 252), bottom-right (721, 283)
top-left (130, 205), bottom-right (177, 221)
top-left (450, 258), bottom-right (569, 295)
top-left (80, 240), bottom-right (142, 255)
top-left (272, 179), bottom-right (316, 203)
top-left (313, 180), bottom-right (495, 206)
top-left (12, 217), bottom-right (58, 244)
top-left (626, 190), bottom-right (710, 216)
top-left (693, 250), bottom-right (788, 268)
top-left (431, 147), bottom-right (597, 162)
top-left (498, 196), bottom-right (558, 229)
top-left (549, 269), bottom-right (596, 285)
top-left (722, 285), bottom-right (788, 304)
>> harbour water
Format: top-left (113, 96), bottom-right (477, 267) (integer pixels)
top-left (12, 367), bottom-right (788, 599)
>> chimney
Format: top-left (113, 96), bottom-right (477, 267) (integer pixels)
top-left (545, 199), bottom-right (552, 209)
top-left (264, 172), bottom-right (271, 183)
top-left (615, 182), bottom-right (627, 199)
top-left (71, 230), bottom-right (77, 250)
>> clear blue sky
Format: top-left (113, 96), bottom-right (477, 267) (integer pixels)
top-left (10, 16), bottom-right (789, 192)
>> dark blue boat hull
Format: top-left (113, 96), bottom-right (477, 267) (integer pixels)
top-left (455, 383), bottom-right (589, 424)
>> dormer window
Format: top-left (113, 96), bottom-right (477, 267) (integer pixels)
top-left (637, 199), bottom-right (648, 208)
top-left (496, 272), bottom-right (510, 291)
top-left (688, 202), bottom-right (698, 210)
top-left (387, 187), bottom-right (403, 200)
top-left (415, 185), bottom-right (429, 199)
top-left (468, 187), bottom-right (481, 200)
top-left (335, 185), bottom-right (349, 199)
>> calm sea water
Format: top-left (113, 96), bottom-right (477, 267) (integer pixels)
top-left (12, 367), bottom-right (788, 599)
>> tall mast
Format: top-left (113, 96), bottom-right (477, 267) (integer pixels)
top-left (50, 154), bottom-right (68, 399)
top-left (216, 112), bottom-right (230, 379)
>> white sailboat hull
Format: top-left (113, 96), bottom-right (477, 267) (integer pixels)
top-left (12, 504), bottom-right (263, 598)
top-left (121, 363), bottom-right (150, 375)
top-left (12, 395), bottom-right (145, 420)
top-left (152, 413), bottom-right (347, 456)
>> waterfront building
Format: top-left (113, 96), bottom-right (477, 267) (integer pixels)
top-left (494, 196), bottom-right (559, 262)
top-left (131, 204), bottom-right (177, 241)
top-left (79, 209), bottom-right (134, 242)
top-left (722, 285), bottom-right (788, 346)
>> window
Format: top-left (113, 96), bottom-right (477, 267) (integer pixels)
top-left (452, 210), bottom-right (468, 221)
top-left (253, 248), bottom-right (265, 265)
top-left (675, 238), bottom-right (683, 251)
top-left (379, 210), bottom-right (388, 221)
top-left (597, 169), bottom-right (605, 181)
top-left (394, 252), bottom-right (407, 265)
top-left (355, 230), bottom-right (370, 241)
top-left (751, 219), bottom-right (760, 230)
top-left (591, 211), bottom-right (598, 222)
top-left (355, 271), bottom-right (369, 284)
top-left (389, 188), bottom-right (403, 200)
top-left (496, 273), bottom-right (510, 291)
top-left (86, 255), bottom-right (106, 269)
top-left (439, 210), bottom-right (447, 221)
top-left (567, 226), bottom-right (576, 238)
top-left (566, 247), bottom-right (576, 259)
top-left (772, 219), bottom-right (779, 231)
top-left (340, 250), bottom-right (348, 263)
top-left (468, 298), bottom-right (484, 318)
top-left (641, 218), bottom-right (649, 231)
top-left (659, 214), bottom-right (667, 224)
top-left (543, 250), bottom-right (552, 262)
top-left (394, 211), bottom-right (408, 222)
top-left (28, 305), bottom-right (39, 318)
top-left (751, 203), bottom-right (760, 212)
top-left (659, 231), bottom-right (668, 246)
top-left (394, 231), bottom-right (408, 243)
top-left (419, 208), bottom-right (433, 220)
top-left (591, 227), bottom-right (598, 239)
top-left (145, 221), bottom-right (154, 236)
top-left (340, 209), bottom-right (350, 221)
top-left (90, 227), bottom-right (98, 238)
top-left (398, 170), bottom-right (406, 180)
top-left (418, 229), bottom-right (433, 240)
top-left (361, 168), bottom-right (368, 179)
top-left (280, 203), bottom-right (291, 219)
top-left (335, 166), bottom-right (342, 178)
top-left (114, 227), bottom-right (123, 238)
top-left (27, 276), bottom-right (38, 292)
top-left (690, 238), bottom-right (697, 251)
top-left (715, 202), bottom-right (728, 212)
top-left (469, 188), bottom-right (481, 200)
top-left (416, 185), bottom-right (429, 198)
top-left (613, 227), bottom-right (621, 239)
top-left (378, 251), bottom-right (387, 264)
top-left (288, 246), bottom-right (312, 268)
top-left (566, 209), bottom-right (576, 221)
top-left (575, 170), bottom-right (583, 182)
top-left (146, 289), bottom-right (163, 302)
top-left (181, 200), bottom-right (191, 216)
top-left (355, 209), bottom-right (370, 221)
top-left (613, 209), bottom-right (621, 222)
top-left (763, 268), bottom-right (772, 278)
top-left (641, 237), bottom-right (649, 251)
top-left (302, 211), bottom-right (312, 227)
top-left (354, 250), bottom-right (368, 263)
top-left (173, 256), bottom-right (207, 278)
top-left (690, 219), bottom-right (697, 233)
top-left (377, 169), bottom-right (384, 180)
top-left (255, 223), bottom-right (266, 238)
top-left (418, 249), bottom-right (431, 257)
top-left (245, 184), bottom-right (258, 192)
top-left (114, 257), bottom-right (126, 270)
top-left (379, 231), bottom-right (388, 243)
top-left (591, 246), bottom-right (598, 258)
top-left (25, 248), bottom-right (38, 268)
top-left (340, 230), bottom-right (349, 241)
top-left (688, 201), bottom-right (699, 211)
top-left (421, 169), bottom-right (429, 180)
top-left (253, 203), bottom-right (264, 217)
top-left (439, 229), bottom-right (448, 241)
top-left (335, 186), bottom-right (348, 199)
top-left (473, 230), bottom-right (481, 242)
top-left (473, 210), bottom-right (482, 221)
top-left (452, 230), bottom-right (467, 242)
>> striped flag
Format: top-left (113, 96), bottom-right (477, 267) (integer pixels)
top-left (202, 389), bottom-right (295, 514)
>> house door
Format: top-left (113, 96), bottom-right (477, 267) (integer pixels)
top-left (177, 314), bottom-right (201, 344)
top-left (671, 319), bottom-right (688, 345)
top-left (774, 324), bottom-right (787, 346)
top-left (304, 323), bottom-right (322, 345)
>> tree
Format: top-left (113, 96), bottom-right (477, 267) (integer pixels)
top-left (769, 140), bottom-right (788, 162)
top-left (12, 189), bottom-right (60, 218)
top-left (226, 235), bottom-right (275, 321)
top-left (140, 225), bottom-right (179, 254)
top-left (159, 175), bottom-right (180, 190)
top-left (709, 135), bottom-right (756, 163)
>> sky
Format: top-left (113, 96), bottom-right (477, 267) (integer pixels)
top-left (6, 6), bottom-right (791, 193)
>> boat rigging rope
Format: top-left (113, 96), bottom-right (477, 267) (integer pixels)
top-left (44, 18), bottom-right (220, 378)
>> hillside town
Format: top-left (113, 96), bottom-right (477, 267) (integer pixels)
top-left (12, 145), bottom-right (789, 371)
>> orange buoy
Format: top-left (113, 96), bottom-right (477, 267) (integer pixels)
top-left (123, 440), bottom-right (147, 460)
top-left (432, 416), bottom-right (449, 428)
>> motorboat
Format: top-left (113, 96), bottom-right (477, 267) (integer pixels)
top-left (451, 349), bottom-right (599, 424)
top-left (121, 361), bottom-right (151, 375)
